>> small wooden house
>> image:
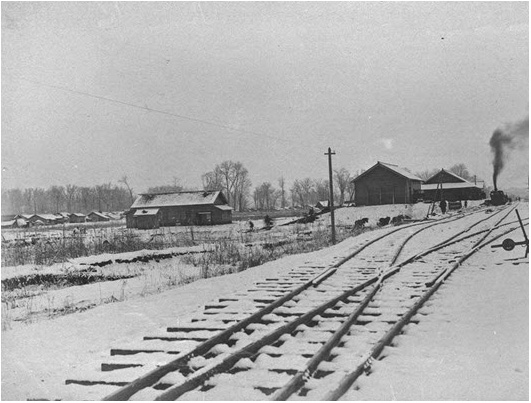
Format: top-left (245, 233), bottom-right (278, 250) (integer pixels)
top-left (127, 190), bottom-right (232, 228)
top-left (69, 213), bottom-right (87, 223)
top-left (28, 214), bottom-right (58, 226)
top-left (88, 211), bottom-right (110, 222)
top-left (352, 161), bottom-right (422, 206)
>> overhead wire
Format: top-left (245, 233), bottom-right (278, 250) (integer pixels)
top-left (13, 76), bottom-right (293, 145)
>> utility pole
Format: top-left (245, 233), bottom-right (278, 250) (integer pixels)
top-left (325, 147), bottom-right (336, 244)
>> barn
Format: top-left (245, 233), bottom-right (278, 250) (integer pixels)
top-left (352, 161), bottom-right (422, 206)
top-left (127, 190), bottom-right (233, 228)
top-left (421, 169), bottom-right (485, 201)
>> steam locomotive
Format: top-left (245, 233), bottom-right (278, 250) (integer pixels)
top-left (489, 190), bottom-right (510, 206)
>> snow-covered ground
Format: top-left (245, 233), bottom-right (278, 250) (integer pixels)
top-left (2, 201), bottom-right (526, 400)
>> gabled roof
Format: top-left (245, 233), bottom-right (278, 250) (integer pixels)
top-left (131, 191), bottom-right (228, 209)
top-left (352, 161), bottom-right (422, 183)
top-left (425, 169), bottom-right (469, 184)
top-left (70, 213), bottom-right (86, 217)
top-left (31, 214), bottom-right (58, 221)
top-left (88, 211), bottom-right (110, 220)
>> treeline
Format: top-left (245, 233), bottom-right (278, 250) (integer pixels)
top-left (1, 183), bottom-right (134, 216)
top-left (2, 161), bottom-right (360, 215)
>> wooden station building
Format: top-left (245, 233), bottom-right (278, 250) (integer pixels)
top-left (421, 169), bottom-right (485, 201)
top-left (352, 161), bottom-right (423, 206)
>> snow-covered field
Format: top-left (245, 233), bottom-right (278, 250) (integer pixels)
top-left (2, 201), bottom-right (527, 400)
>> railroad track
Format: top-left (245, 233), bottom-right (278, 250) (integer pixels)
top-left (64, 204), bottom-right (527, 400)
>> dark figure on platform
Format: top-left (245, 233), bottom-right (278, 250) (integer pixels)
top-left (439, 199), bottom-right (447, 214)
top-left (248, 220), bottom-right (254, 231)
top-left (464, 200), bottom-right (468, 208)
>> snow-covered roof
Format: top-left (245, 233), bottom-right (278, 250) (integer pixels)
top-left (425, 169), bottom-right (470, 184)
top-left (133, 208), bottom-right (160, 216)
top-left (131, 191), bottom-right (227, 208)
top-left (421, 182), bottom-right (483, 191)
top-left (1, 220), bottom-right (16, 227)
top-left (32, 214), bottom-right (58, 221)
top-left (70, 213), bottom-right (86, 217)
top-left (353, 161), bottom-right (422, 182)
top-left (214, 205), bottom-right (233, 211)
top-left (88, 211), bottom-right (110, 220)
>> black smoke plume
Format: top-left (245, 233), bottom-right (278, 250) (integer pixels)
top-left (489, 117), bottom-right (529, 190)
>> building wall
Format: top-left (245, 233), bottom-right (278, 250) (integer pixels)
top-left (136, 214), bottom-right (161, 229)
top-left (128, 205), bottom-right (231, 227)
top-left (354, 166), bottom-right (421, 205)
top-left (423, 187), bottom-right (485, 202)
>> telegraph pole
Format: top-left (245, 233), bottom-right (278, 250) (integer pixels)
top-left (325, 147), bottom-right (336, 244)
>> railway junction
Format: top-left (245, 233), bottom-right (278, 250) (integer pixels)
top-left (52, 203), bottom-right (529, 401)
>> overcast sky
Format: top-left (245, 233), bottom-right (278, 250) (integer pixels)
top-left (2, 2), bottom-right (528, 193)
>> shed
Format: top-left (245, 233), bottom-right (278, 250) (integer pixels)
top-left (128, 190), bottom-right (232, 228)
top-left (28, 214), bottom-right (58, 225)
top-left (352, 161), bottom-right (422, 206)
top-left (421, 169), bottom-right (485, 201)
top-left (69, 213), bottom-right (87, 223)
top-left (133, 208), bottom-right (161, 229)
top-left (88, 211), bottom-right (110, 222)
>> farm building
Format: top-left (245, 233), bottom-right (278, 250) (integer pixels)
top-left (88, 211), bottom-right (110, 222)
top-left (421, 169), bottom-right (485, 201)
top-left (27, 214), bottom-right (58, 226)
top-left (1, 218), bottom-right (27, 229)
top-left (352, 161), bottom-right (422, 206)
top-left (69, 213), bottom-right (87, 223)
top-left (126, 190), bottom-right (233, 228)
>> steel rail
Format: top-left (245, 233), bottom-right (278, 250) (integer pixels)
top-left (269, 207), bottom-right (517, 400)
top-left (102, 207), bottom-right (495, 400)
top-left (152, 209), bottom-right (506, 400)
top-left (323, 216), bottom-right (521, 400)
top-left (102, 215), bottom-right (453, 400)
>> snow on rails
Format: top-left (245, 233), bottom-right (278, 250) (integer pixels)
top-left (63, 204), bottom-right (527, 400)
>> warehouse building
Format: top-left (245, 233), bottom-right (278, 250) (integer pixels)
top-left (352, 161), bottom-right (422, 205)
top-left (126, 190), bottom-right (232, 228)
top-left (421, 169), bottom-right (485, 201)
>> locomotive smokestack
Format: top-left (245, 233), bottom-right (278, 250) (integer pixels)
top-left (489, 116), bottom-right (529, 191)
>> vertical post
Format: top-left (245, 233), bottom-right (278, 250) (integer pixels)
top-left (325, 147), bottom-right (336, 244)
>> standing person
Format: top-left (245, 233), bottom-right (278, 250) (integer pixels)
top-left (439, 199), bottom-right (447, 214)
top-left (248, 220), bottom-right (254, 231)
top-left (464, 200), bottom-right (468, 208)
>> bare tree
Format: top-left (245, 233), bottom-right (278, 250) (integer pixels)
top-left (64, 184), bottom-right (79, 212)
top-left (49, 186), bottom-right (65, 213)
top-left (334, 168), bottom-right (351, 205)
top-left (119, 175), bottom-right (135, 204)
top-left (448, 163), bottom-right (473, 181)
top-left (203, 161), bottom-right (251, 211)
top-left (278, 177), bottom-right (286, 208)
top-left (415, 168), bottom-right (439, 181)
